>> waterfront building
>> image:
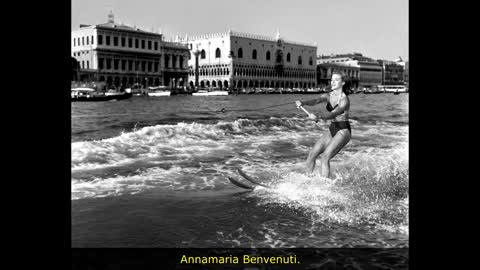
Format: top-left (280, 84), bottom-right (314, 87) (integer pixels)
top-left (161, 36), bottom-right (190, 89)
top-left (316, 62), bottom-right (360, 89)
top-left (180, 30), bottom-right (317, 90)
top-left (317, 53), bottom-right (382, 88)
top-left (394, 57), bottom-right (408, 86)
top-left (377, 59), bottom-right (405, 85)
top-left (71, 11), bottom-right (189, 89)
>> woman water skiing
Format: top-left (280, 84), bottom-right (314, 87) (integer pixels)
top-left (295, 71), bottom-right (351, 179)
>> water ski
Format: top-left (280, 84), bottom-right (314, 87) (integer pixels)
top-left (236, 168), bottom-right (271, 188)
top-left (227, 177), bottom-right (254, 190)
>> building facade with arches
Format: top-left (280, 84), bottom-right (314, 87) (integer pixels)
top-left (181, 30), bottom-right (317, 90)
top-left (162, 41), bottom-right (189, 89)
top-left (71, 12), bottom-right (189, 89)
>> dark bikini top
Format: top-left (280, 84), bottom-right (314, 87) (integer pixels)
top-left (326, 102), bottom-right (338, 112)
top-left (326, 93), bottom-right (344, 112)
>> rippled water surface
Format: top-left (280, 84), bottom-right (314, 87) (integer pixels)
top-left (71, 93), bottom-right (408, 247)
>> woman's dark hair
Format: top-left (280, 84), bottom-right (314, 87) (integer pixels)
top-left (331, 71), bottom-right (352, 96)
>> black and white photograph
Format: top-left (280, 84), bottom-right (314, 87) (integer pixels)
top-left (71, 0), bottom-right (408, 267)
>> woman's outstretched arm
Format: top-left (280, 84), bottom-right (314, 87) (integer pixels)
top-left (297, 93), bottom-right (329, 106)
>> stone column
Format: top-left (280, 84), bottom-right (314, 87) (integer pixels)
top-left (193, 50), bottom-right (200, 88)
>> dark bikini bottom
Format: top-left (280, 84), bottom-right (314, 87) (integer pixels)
top-left (329, 121), bottom-right (351, 137)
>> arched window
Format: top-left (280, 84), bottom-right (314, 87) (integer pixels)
top-left (266, 51), bottom-right (271, 60)
top-left (276, 50), bottom-right (283, 63)
top-left (298, 56), bottom-right (302, 65)
top-left (238, 48), bottom-right (243, 58)
top-left (287, 53), bottom-right (291, 62)
top-left (252, 49), bottom-right (257, 60)
top-left (201, 49), bottom-right (206, 59)
top-left (309, 57), bottom-right (313, 65)
top-left (215, 48), bottom-right (221, 58)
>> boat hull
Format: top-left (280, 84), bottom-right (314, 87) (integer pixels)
top-left (192, 91), bottom-right (229, 96)
top-left (148, 91), bottom-right (171, 96)
top-left (71, 93), bottom-right (132, 102)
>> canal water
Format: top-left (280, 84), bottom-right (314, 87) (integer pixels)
top-left (72, 93), bottom-right (408, 247)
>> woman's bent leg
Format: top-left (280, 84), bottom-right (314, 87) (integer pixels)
top-left (319, 129), bottom-right (351, 178)
top-left (306, 132), bottom-right (331, 174)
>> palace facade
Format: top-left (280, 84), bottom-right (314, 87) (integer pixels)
top-left (180, 30), bottom-right (317, 89)
top-left (71, 12), bottom-right (189, 89)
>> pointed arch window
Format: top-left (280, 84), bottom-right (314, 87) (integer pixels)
top-left (287, 53), bottom-right (291, 62)
top-left (252, 49), bottom-right (257, 60)
top-left (238, 48), bottom-right (243, 58)
top-left (215, 48), bottom-right (221, 58)
top-left (298, 56), bottom-right (302, 65)
top-left (266, 51), bottom-right (271, 60)
top-left (201, 50), bottom-right (206, 59)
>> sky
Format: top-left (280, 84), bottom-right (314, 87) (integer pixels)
top-left (72, 0), bottom-right (408, 61)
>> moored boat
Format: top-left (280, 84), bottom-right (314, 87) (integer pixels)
top-left (71, 88), bottom-right (132, 102)
top-left (379, 85), bottom-right (408, 93)
top-left (126, 83), bottom-right (148, 96)
top-left (304, 88), bottom-right (323, 94)
top-left (148, 91), bottom-right (171, 96)
top-left (363, 86), bottom-right (384, 94)
top-left (192, 89), bottom-right (229, 96)
top-left (147, 86), bottom-right (171, 96)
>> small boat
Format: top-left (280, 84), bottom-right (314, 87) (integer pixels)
top-left (253, 88), bottom-right (267, 94)
top-left (126, 83), bottom-right (147, 96)
top-left (363, 86), bottom-right (384, 94)
top-left (352, 88), bottom-right (363, 94)
top-left (192, 90), bottom-right (229, 96)
top-left (304, 88), bottom-right (322, 94)
top-left (105, 89), bottom-right (123, 96)
top-left (148, 91), bottom-right (171, 96)
top-left (147, 86), bottom-right (171, 96)
top-left (379, 85), bottom-right (407, 93)
top-left (71, 88), bottom-right (132, 102)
